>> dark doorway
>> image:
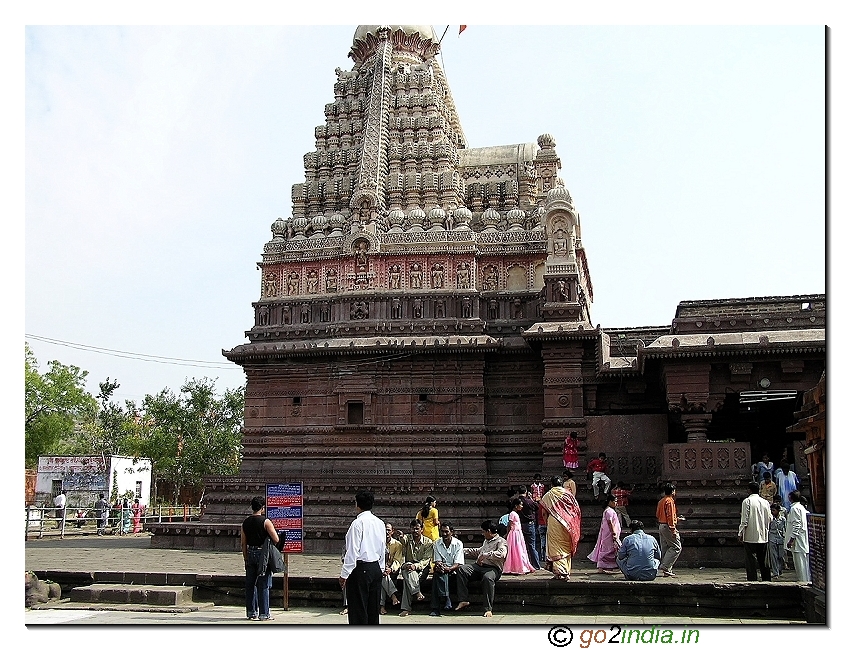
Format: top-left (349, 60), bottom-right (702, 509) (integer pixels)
top-left (709, 392), bottom-right (802, 470)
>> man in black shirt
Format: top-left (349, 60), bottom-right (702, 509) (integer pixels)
top-left (241, 496), bottom-right (280, 621)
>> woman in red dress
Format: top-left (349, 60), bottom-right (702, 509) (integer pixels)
top-left (131, 498), bottom-right (143, 533)
top-left (563, 431), bottom-right (579, 469)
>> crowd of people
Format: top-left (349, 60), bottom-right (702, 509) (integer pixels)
top-left (49, 490), bottom-right (146, 536)
top-left (233, 448), bottom-right (813, 625)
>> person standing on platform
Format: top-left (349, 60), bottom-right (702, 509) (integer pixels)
top-left (759, 472), bottom-right (777, 502)
top-left (738, 482), bottom-right (772, 581)
top-left (776, 463), bottom-right (800, 512)
top-left (784, 490), bottom-right (811, 582)
top-left (517, 485), bottom-right (541, 569)
top-left (768, 503), bottom-right (787, 579)
top-left (588, 493), bottom-right (622, 574)
top-left (132, 498), bottom-right (143, 534)
top-left (563, 431), bottom-right (580, 469)
top-left (503, 497), bottom-right (535, 575)
top-left (241, 496), bottom-right (280, 621)
top-left (656, 484), bottom-right (684, 577)
top-left (340, 490), bottom-right (386, 625)
top-left (95, 493), bottom-right (109, 536)
top-left (611, 482), bottom-right (633, 528)
top-left (540, 476), bottom-right (582, 581)
top-left (416, 496), bottom-right (440, 542)
top-left (53, 490), bottom-right (67, 533)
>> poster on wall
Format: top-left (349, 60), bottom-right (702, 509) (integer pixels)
top-left (266, 482), bottom-right (303, 553)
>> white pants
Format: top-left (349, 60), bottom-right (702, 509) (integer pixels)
top-left (592, 472), bottom-right (611, 497)
top-left (791, 550), bottom-right (810, 582)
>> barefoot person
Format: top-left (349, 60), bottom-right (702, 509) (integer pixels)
top-left (588, 493), bottom-right (621, 574)
top-left (454, 520), bottom-right (507, 618)
top-left (539, 476), bottom-right (582, 581)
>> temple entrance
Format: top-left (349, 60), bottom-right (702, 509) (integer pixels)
top-left (709, 392), bottom-right (802, 474)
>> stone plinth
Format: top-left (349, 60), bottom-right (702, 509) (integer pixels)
top-left (662, 442), bottom-right (750, 482)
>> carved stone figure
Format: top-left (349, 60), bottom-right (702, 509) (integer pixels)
top-left (483, 265), bottom-right (498, 291)
top-left (358, 200), bottom-right (371, 223)
top-left (306, 270), bottom-right (319, 294)
top-left (488, 299), bottom-right (499, 320)
top-left (410, 263), bottom-right (422, 289)
top-left (354, 240), bottom-right (369, 269)
top-left (445, 212), bottom-right (454, 230)
top-left (320, 302), bottom-right (330, 322)
top-left (457, 263), bottom-right (471, 289)
top-left (264, 275), bottom-right (277, 298)
top-left (351, 301), bottom-right (369, 320)
top-left (391, 298), bottom-right (402, 319)
top-left (258, 304), bottom-right (269, 326)
top-left (554, 228), bottom-right (568, 256)
top-left (461, 296), bottom-right (472, 318)
top-left (431, 264), bottom-right (444, 289)
top-left (389, 265), bottom-right (401, 289)
top-left (282, 305), bottom-right (291, 325)
top-left (413, 298), bottom-right (423, 318)
top-left (435, 299), bottom-right (445, 319)
top-left (300, 304), bottom-right (310, 324)
top-left (556, 279), bottom-right (569, 302)
top-left (512, 298), bottom-right (523, 319)
top-left (287, 272), bottom-right (299, 295)
top-left (326, 270), bottom-right (338, 292)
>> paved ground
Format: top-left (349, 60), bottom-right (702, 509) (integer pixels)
top-left (24, 531), bottom-right (804, 585)
top-left (24, 531), bottom-right (812, 634)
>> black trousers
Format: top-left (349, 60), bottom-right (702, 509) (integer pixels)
top-left (346, 560), bottom-right (382, 625)
top-left (743, 542), bottom-right (772, 582)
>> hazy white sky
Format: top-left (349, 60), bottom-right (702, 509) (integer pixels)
top-left (22, 22), bottom-right (826, 403)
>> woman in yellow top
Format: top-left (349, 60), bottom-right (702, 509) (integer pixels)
top-left (416, 496), bottom-right (440, 541)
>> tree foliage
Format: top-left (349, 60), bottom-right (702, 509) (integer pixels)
top-left (24, 346), bottom-right (244, 499)
top-left (137, 378), bottom-right (245, 501)
top-left (25, 344), bottom-right (98, 468)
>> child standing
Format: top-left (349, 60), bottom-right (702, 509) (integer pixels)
top-left (768, 503), bottom-right (786, 578)
top-left (563, 432), bottom-right (580, 469)
top-left (759, 473), bottom-right (777, 502)
top-left (611, 482), bottom-right (632, 527)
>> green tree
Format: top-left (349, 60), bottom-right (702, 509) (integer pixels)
top-left (25, 344), bottom-right (98, 468)
top-left (137, 378), bottom-right (244, 503)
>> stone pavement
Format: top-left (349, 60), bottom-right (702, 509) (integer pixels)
top-left (24, 532), bottom-right (803, 586)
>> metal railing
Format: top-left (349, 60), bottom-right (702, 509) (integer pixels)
top-left (25, 504), bottom-right (202, 540)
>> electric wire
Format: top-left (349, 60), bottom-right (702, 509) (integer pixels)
top-left (25, 334), bottom-right (238, 370)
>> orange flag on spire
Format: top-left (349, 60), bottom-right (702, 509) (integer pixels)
top-left (459, 25), bottom-right (467, 35)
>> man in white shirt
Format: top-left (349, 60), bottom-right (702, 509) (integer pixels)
top-left (53, 490), bottom-right (67, 532)
top-left (738, 482), bottom-right (772, 581)
top-left (784, 490), bottom-right (810, 582)
top-left (430, 523), bottom-right (464, 616)
top-left (339, 490), bottom-right (386, 624)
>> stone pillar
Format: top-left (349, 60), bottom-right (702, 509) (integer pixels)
top-left (681, 413), bottom-right (712, 443)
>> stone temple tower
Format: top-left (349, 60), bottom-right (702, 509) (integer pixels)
top-left (149, 27), bottom-right (824, 560)
top-left (168, 25), bottom-right (596, 551)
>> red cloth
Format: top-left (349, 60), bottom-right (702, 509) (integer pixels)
top-left (587, 458), bottom-right (608, 474)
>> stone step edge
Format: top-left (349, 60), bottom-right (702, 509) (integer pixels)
top-left (29, 599), bottom-right (216, 613)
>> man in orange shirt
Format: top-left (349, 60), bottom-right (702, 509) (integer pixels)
top-left (655, 484), bottom-right (685, 577)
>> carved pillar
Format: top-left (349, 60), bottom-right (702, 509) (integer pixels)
top-left (541, 342), bottom-right (586, 475)
top-left (681, 413), bottom-right (712, 443)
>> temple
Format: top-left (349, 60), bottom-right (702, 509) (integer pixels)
top-left (149, 26), bottom-right (825, 564)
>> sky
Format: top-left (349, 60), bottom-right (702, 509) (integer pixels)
top-left (5, 1), bottom-right (846, 645)
top-left (20, 22), bottom-right (827, 405)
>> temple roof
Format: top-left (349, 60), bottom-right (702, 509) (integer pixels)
top-left (352, 25), bottom-right (437, 44)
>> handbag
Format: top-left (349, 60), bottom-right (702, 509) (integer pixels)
top-left (267, 539), bottom-right (285, 574)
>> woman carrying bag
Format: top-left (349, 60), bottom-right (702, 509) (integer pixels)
top-left (241, 496), bottom-right (281, 621)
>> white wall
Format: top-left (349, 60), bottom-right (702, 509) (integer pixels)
top-left (109, 456), bottom-right (152, 507)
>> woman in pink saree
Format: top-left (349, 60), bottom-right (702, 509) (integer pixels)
top-left (540, 476), bottom-right (582, 580)
top-left (588, 493), bottom-right (621, 573)
top-left (131, 498), bottom-right (143, 534)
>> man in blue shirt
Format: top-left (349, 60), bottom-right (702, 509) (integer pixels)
top-left (616, 520), bottom-right (662, 581)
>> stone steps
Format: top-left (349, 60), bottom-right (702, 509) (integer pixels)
top-left (70, 584), bottom-right (196, 607)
